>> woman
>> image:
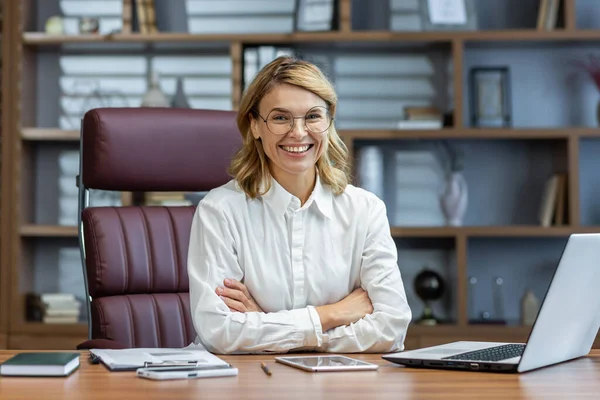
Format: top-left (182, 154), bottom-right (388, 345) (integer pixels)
top-left (187, 56), bottom-right (411, 354)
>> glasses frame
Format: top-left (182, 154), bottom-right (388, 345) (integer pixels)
top-left (256, 106), bottom-right (334, 136)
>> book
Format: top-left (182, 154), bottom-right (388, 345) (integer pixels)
top-left (122, 0), bottom-right (132, 34)
top-left (539, 174), bottom-right (560, 227)
top-left (536, 0), bottom-right (559, 31)
top-left (397, 120), bottom-right (443, 130)
top-left (544, 0), bottom-right (560, 30)
top-left (536, 0), bottom-right (549, 30)
top-left (403, 105), bottom-right (442, 121)
top-left (0, 352), bottom-right (80, 377)
top-left (553, 173), bottom-right (567, 225)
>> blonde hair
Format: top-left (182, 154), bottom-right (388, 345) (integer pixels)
top-left (229, 56), bottom-right (350, 198)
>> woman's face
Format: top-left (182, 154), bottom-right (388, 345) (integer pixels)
top-left (251, 83), bottom-right (329, 183)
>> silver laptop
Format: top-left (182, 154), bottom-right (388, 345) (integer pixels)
top-left (383, 233), bottom-right (600, 373)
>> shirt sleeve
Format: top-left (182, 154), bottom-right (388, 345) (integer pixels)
top-left (316, 196), bottom-right (412, 353)
top-left (187, 198), bottom-right (326, 354)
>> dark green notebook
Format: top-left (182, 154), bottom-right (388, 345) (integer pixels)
top-left (0, 352), bottom-right (80, 377)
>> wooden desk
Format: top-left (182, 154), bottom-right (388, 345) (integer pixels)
top-left (0, 350), bottom-right (599, 399)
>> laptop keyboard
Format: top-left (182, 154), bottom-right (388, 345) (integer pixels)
top-left (442, 344), bottom-right (525, 362)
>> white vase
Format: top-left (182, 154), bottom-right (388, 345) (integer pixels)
top-left (357, 146), bottom-right (384, 199)
top-left (141, 71), bottom-right (169, 107)
top-left (440, 171), bottom-right (468, 226)
top-left (521, 289), bottom-right (540, 326)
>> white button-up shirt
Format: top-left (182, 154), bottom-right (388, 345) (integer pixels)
top-left (187, 175), bottom-right (412, 354)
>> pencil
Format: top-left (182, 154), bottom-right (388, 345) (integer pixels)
top-left (260, 362), bottom-right (272, 376)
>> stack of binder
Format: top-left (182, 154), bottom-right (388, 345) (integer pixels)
top-left (26, 293), bottom-right (81, 324)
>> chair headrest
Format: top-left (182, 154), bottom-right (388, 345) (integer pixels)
top-left (81, 107), bottom-right (242, 192)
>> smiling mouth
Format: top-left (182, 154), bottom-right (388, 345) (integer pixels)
top-left (279, 144), bottom-right (314, 154)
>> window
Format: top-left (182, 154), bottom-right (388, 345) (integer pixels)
top-left (59, 0), bottom-right (123, 34)
top-left (58, 54), bottom-right (232, 129)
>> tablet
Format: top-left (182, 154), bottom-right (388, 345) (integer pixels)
top-left (274, 355), bottom-right (379, 372)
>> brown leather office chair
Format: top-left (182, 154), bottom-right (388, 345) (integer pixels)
top-left (75, 107), bottom-right (241, 349)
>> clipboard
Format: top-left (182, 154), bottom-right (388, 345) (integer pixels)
top-left (89, 346), bottom-right (231, 372)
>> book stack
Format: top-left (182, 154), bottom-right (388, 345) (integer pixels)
top-left (397, 106), bottom-right (443, 130)
top-left (145, 192), bottom-right (192, 206)
top-left (135, 0), bottom-right (158, 33)
top-left (27, 293), bottom-right (81, 324)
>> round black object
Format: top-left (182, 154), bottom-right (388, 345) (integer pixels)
top-left (414, 270), bottom-right (445, 301)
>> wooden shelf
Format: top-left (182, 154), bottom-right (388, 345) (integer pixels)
top-left (20, 225), bottom-right (78, 237)
top-left (340, 128), bottom-right (600, 140)
top-left (390, 226), bottom-right (600, 238)
top-left (21, 224), bottom-right (599, 240)
top-left (20, 224), bottom-right (599, 240)
top-left (21, 128), bottom-right (79, 141)
top-left (21, 29), bottom-right (600, 46)
top-left (21, 223), bottom-right (597, 240)
top-left (408, 324), bottom-right (532, 336)
top-left (20, 127), bottom-right (600, 142)
top-left (12, 322), bottom-right (87, 336)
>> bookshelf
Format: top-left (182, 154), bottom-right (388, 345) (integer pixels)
top-left (0, 0), bottom-right (7, 350)
top-left (2, 0), bottom-right (600, 350)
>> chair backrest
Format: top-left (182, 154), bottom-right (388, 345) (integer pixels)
top-left (77, 107), bottom-right (241, 349)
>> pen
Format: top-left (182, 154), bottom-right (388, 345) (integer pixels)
top-left (89, 353), bottom-right (100, 364)
top-left (260, 362), bottom-right (272, 376)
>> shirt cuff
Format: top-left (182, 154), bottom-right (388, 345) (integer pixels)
top-left (306, 306), bottom-right (329, 347)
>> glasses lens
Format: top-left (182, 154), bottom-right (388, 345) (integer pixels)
top-left (267, 110), bottom-right (294, 135)
top-left (305, 107), bottom-right (331, 134)
top-left (265, 107), bottom-right (332, 135)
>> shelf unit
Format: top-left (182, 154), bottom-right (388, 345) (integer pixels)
top-left (0, 0), bottom-right (7, 350)
top-left (2, 0), bottom-right (600, 350)
top-left (21, 29), bottom-right (600, 44)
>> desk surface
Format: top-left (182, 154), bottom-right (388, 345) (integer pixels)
top-left (0, 350), bottom-right (599, 399)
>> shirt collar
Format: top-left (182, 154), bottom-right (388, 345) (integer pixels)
top-left (310, 173), bottom-right (333, 219)
top-left (261, 172), bottom-right (333, 219)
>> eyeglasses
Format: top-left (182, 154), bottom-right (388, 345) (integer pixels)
top-left (256, 106), bottom-right (333, 136)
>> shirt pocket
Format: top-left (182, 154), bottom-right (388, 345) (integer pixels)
top-left (308, 236), bottom-right (359, 305)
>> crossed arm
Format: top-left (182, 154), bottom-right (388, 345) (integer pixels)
top-left (217, 278), bottom-right (375, 333)
top-left (187, 198), bottom-right (412, 354)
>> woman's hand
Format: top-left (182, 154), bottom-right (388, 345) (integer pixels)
top-left (316, 287), bottom-right (374, 331)
top-left (216, 279), bottom-right (263, 313)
